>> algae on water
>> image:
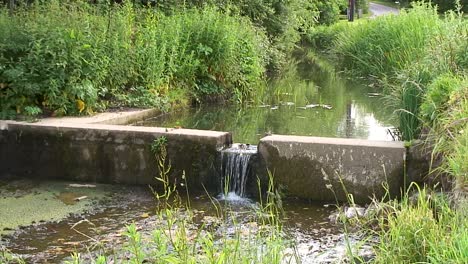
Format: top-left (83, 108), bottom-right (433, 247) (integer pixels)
top-left (0, 180), bottom-right (114, 235)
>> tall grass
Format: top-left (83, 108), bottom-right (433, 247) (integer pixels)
top-left (368, 185), bottom-right (468, 263)
top-left (333, 2), bottom-right (440, 78)
top-left (0, 1), bottom-right (268, 118)
top-left (324, 1), bottom-right (467, 141)
top-left (310, 3), bottom-right (468, 262)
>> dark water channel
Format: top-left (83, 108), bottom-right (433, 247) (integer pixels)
top-left (135, 54), bottom-right (396, 143)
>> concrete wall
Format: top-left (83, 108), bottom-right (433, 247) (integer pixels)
top-left (258, 135), bottom-right (406, 203)
top-left (0, 111), bottom-right (412, 202)
top-left (0, 121), bottom-right (231, 192)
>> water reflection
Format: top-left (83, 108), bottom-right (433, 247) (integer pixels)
top-left (136, 54), bottom-right (395, 143)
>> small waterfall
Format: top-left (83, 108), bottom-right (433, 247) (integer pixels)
top-left (219, 143), bottom-right (257, 198)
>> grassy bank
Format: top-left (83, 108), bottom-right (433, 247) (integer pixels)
top-left (0, 1), bottom-right (269, 118)
top-left (307, 1), bottom-right (467, 262)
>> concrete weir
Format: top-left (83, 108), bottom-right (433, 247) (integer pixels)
top-left (259, 135), bottom-right (406, 202)
top-left (0, 119), bottom-right (231, 191)
top-left (1, 110), bottom-right (408, 202)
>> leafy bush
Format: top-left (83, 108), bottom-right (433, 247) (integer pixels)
top-left (0, 1), bottom-right (268, 117)
top-left (138, 8), bottom-right (269, 104)
top-left (305, 21), bottom-right (349, 51)
top-left (0, 2), bottom-right (108, 116)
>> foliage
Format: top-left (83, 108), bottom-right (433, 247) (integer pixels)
top-left (145, 0), bottom-right (351, 71)
top-left (0, 2), bottom-right (107, 117)
top-left (367, 186), bottom-right (468, 263)
top-left (397, 0), bottom-right (468, 12)
top-left (305, 21), bottom-right (349, 51)
top-left (0, 248), bottom-right (25, 264)
top-left (315, 0), bottom-right (348, 25)
top-left (0, 1), bottom-right (268, 118)
top-left (333, 2), bottom-right (440, 78)
top-left (321, 1), bottom-right (467, 142)
top-left (420, 74), bottom-right (465, 125)
top-left (356, 0), bottom-right (370, 14)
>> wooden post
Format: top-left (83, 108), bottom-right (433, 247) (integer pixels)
top-left (348, 0), bottom-right (355, 22)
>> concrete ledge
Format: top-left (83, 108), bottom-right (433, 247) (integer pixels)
top-left (35, 108), bottom-right (161, 126)
top-left (258, 135), bottom-right (406, 202)
top-left (0, 120), bottom-right (231, 191)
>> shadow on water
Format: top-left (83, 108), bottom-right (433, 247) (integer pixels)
top-left (135, 52), bottom-right (396, 143)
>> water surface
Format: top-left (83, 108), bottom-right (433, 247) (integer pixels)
top-left (136, 55), bottom-right (396, 143)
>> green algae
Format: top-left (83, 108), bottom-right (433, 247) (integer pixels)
top-left (0, 180), bottom-right (115, 235)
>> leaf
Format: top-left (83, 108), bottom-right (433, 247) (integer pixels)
top-left (140, 212), bottom-right (150, 218)
top-left (76, 99), bottom-right (85, 113)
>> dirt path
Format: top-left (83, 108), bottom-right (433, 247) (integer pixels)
top-left (370, 2), bottom-right (400, 17)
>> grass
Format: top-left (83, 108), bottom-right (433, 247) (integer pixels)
top-left (306, 1), bottom-right (468, 263)
top-left (0, 1), bottom-right (268, 118)
top-left (366, 185), bottom-right (468, 263)
top-left (333, 2), bottom-right (439, 79)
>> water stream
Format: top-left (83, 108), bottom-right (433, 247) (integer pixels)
top-left (0, 179), bottom-right (352, 263)
top-left (219, 143), bottom-right (257, 199)
top-left (135, 54), bottom-right (396, 143)
top-left (0, 54), bottom-right (386, 262)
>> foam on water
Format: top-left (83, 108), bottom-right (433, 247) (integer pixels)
top-left (217, 192), bottom-right (252, 204)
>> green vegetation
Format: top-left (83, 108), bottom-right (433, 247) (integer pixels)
top-left (0, 1), bottom-right (269, 118)
top-left (306, 1), bottom-right (467, 263)
top-left (351, 185), bottom-right (468, 263)
top-left (61, 145), bottom-right (290, 263)
top-left (0, 180), bottom-right (114, 235)
top-left (0, 0), bottom-right (356, 119)
top-left (333, 3), bottom-right (439, 78)
top-left (385, 0), bottom-right (468, 12)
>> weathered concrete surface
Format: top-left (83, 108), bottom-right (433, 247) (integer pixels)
top-left (0, 121), bottom-right (231, 192)
top-left (36, 108), bottom-right (161, 126)
top-left (258, 135), bottom-right (406, 202)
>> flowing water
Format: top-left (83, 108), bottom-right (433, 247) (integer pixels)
top-left (135, 54), bottom-right (396, 143)
top-left (219, 143), bottom-right (257, 198)
top-left (0, 54), bottom-right (386, 262)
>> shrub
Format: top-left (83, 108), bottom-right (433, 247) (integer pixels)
top-left (305, 21), bottom-right (349, 51)
top-left (0, 2), bottom-right (109, 116)
top-left (420, 74), bottom-right (465, 125)
top-left (138, 8), bottom-right (269, 104)
top-left (0, 1), bottom-right (268, 117)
